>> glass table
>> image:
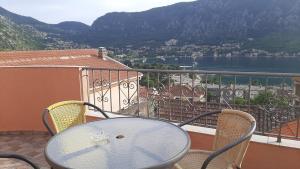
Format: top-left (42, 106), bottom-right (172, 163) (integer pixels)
top-left (45, 117), bottom-right (191, 169)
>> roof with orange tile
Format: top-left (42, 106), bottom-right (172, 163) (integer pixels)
top-left (272, 119), bottom-right (300, 138)
top-left (0, 49), bottom-right (141, 83)
top-left (293, 77), bottom-right (300, 82)
top-left (0, 49), bottom-right (121, 68)
top-left (161, 85), bottom-right (205, 98)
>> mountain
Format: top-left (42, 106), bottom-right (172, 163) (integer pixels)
top-left (56, 21), bottom-right (90, 33)
top-left (90, 0), bottom-right (300, 52)
top-left (2, 0), bottom-right (300, 52)
top-left (0, 15), bottom-right (46, 50)
top-left (0, 6), bottom-right (89, 50)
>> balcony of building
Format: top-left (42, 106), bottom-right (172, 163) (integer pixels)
top-left (0, 66), bottom-right (300, 169)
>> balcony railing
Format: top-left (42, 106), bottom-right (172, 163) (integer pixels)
top-left (81, 67), bottom-right (300, 142)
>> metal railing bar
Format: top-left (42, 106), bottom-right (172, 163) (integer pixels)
top-left (168, 73), bottom-right (171, 121)
top-left (137, 71), bottom-right (140, 117)
top-left (180, 73), bottom-right (183, 122)
top-left (83, 67), bottom-right (300, 140)
top-left (83, 67), bottom-right (300, 77)
top-left (147, 72), bottom-right (150, 118)
top-left (109, 70), bottom-right (112, 113)
top-left (100, 70), bottom-right (104, 110)
top-left (118, 70), bottom-right (121, 111)
top-left (91, 70), bottom-right (96, 106)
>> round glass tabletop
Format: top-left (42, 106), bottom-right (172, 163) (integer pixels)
top-left (45, 117), bottom-right (191, 169)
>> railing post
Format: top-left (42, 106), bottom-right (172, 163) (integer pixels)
top-left (277, 114), bottom-right (282, 143)
top-left (80, 68), bottom-right (89, 102)
top-left (146, 72), bottom-right (150, 118)
top-left (136, 71), bottom-right (140, 117)
top-left (296, 115), bottom-right (300, 139)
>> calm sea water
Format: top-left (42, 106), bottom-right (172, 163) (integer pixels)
top-left (145, 56), bottom-right (300, 84)
top-left (149, 56), bottom-right (300, 73)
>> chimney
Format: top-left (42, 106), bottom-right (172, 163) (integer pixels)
top-left (98, 47), bottom-right (108, 59)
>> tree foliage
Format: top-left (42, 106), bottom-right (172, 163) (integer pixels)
top-left (133, 63), bottom-right (180, 87)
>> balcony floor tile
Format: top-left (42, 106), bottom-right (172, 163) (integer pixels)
top-left (0, 132), bottom-right (50, 169)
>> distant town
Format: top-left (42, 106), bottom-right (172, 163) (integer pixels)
top-left (108, 41), bottom-right (300, 67)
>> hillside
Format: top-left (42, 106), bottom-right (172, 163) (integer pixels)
top-left (2, 0), bottom-right (300, 52)
top-left (90, 0), bottom-right (300, 52)
top-left (0, 6), bottom-right (89, 50)
top-left (0, 15), bottom-right (45, 50)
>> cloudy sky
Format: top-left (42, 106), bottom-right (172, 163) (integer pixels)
top-left (0, 0), bottom-right (194, 25)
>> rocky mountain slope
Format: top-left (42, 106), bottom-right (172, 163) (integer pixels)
top-left (2, 0), bottom-right (300, 52)
top-left (90, 0), bottom-right (300, 52)
top-left (0, 6), bottom-right (89, 50)
top-left (0, 15), bottom-right (45, 50)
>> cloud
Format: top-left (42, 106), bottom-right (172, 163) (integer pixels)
top-left (0, 0), bottom-right (194, 25)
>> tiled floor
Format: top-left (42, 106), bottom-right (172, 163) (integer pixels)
top-left (0, 132), bottom-right (51, 169)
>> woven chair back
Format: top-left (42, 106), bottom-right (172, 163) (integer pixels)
top-left (47, 100), bottom-right (86, 133)
top-left (213, 109), bottom-right (255, 168)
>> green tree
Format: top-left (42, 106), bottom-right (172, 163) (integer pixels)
top-left (207, 92), bottom-right (212, 102)
top-left (189, 73), bottom-right (197, 80)
top-left (251, 80), bottom-right (262, 86)
top-left (251, 91), bottom-right (289, 107)
top-left (251, 91), bottom-right (274, 105)
top-left (233, 97), bottom-right (248, 105)
top-left (123, 60), bottom-right (132, 67)
top-left (134, 63), bottom-right (180, 87)
top-left (204, 75), bottom-right (220, 84)
top-left (140, 77), bottom-right (155, 87)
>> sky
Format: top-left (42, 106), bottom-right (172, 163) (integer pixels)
top-left (0, 0), bottom-right (195, 25)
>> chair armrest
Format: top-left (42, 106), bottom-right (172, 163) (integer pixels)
top-left (201, 122), bottom-right (256, 169)
top-left (84, 102), bottom-right (109, 119)
top-left (173, 163), bottom-right (183, 169)
top-left (178, 111), bottom-right (221, 127)
top-left (0, 153), bottom-right (39, 169)
top-left (42, 109), bottom-right (55, 136)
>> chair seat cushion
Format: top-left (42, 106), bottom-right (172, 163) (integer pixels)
top-left (174, 150), bottom-right (234, 169)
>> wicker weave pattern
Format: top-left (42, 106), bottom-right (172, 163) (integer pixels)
top-left (47, 101), bottom-right (86, 133)
top-left (174, 150), bottom-right (231, 169)
top-left (213, 109), bottom-right (255, 168)
top-left (176, 109), bottom-right (255, 169)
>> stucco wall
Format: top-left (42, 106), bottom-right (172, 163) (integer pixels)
top-left (88, 80), bottom-right (138, 113)
top-left (0, 67), bottom-right (82, 131)
top-left (189, 131), bottom-right (300, 169)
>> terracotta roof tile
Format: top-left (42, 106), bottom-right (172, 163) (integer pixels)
top-left (0, 49), bottom-right (97, 60)
top-left (0, 49), bottom-right (121, 68)
top-left (293, 77), bottom-right (300, 83)
top-left (164, 85), bottom-right (205, 98)
top-left (272, 119), bottom-right (300, 138)
top-left (0, 49), bottom-right (140, 83)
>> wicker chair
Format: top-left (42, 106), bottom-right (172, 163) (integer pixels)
top-left (175, 109), bottom-right (256, 169)
top-left (42, 100), bottom-right (109, 136)
top-left (0, 153), bottom-right (39, 169)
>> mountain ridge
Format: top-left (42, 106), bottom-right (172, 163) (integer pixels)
top-left (89, 0), bottom-right (300, 51)
top-left (2, 0), bottom-right (300, 52)
top-left (0, 6), bottom-right (89, 50)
